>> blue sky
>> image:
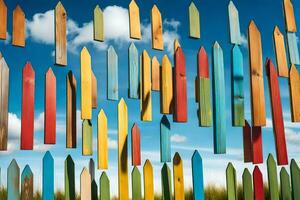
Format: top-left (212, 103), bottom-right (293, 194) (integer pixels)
top-left (0, 0), bottom-right (300, 196)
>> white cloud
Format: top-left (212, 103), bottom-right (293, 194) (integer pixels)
top-left (240, 33), bottom-right (247, 48)
top-left (285, 128), bottom-right (300, 145)
top-left (8, 113), bottom-right (21, 139)
top-left (34, 139), bottom-right (52, 152)
top-left (108, 138), bottom-right (117, 149)
top-left (171, 133), bottom-right (186, 143)
top-left (34, 112), bottom-right (44, 132)
top-left (4, 32), bottom-right (11, 45)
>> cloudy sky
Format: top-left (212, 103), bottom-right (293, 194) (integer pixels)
top-left (0, 0), bottom-right (300, 197)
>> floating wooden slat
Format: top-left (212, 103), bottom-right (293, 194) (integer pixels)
top-left (141, 50), bottom-right (152, 121)
top-left (131, 123), bottom-right (141, 166)
top-left (192, 150), bottom-right (204, 200)
top-left (21, 62), bottom-right (35, 150)
top-left (253, 166), bottom-right (265, 200)
top-left (98, 109), bottom-right (108, 169)
top-left (143, 159), bottom-right (154, 200)
top-left (226, 163), bottom-right (237, 200)
top-left (100, 172), bottom-right (110, 200)
top-left (128, 43), bottom-right (139, 99)
top-left (283, 0), bottom-right (297, 32)
top-left (252, 126), bottom-right (263, 164)
top-left (280, 168), bottom-right (292, 200)
top-left (290, 159), bottom-right (300, 199)
top-left (189, 2), bottom-right (200, 39)
top-left (132, 167), bottom-right (142, 200)
top-left (118, 98), bottom-right (129, 200)
top-left (161, 55), bottom-right (173, 114)
top-left (94, 5), bottom-right (104, 42)
top-left (212, 42), bottom-right (226, 154)
top-left (80, 167), bottom-right (91, 200)
top-left (287, 32), bottom-right (300, 65)
top-left (92, 180), bottom-right (98, 200)
top-left (81, 47), bottom-right (92, 119)
top-left (161, 163), bottom-right (172, 200)
top-left (228, 1), bottom-right (241, 44)
top-left (266, 59), bottom-right (288, 165)
top-left (0, 57), bottom-right (9, 150)
top-left (267, 154), bottom-right (279, 200)
top-left (55, 2), bottom-right (67, 65)
top-left (82, 119), bottom-right (92, 155)
top-left (174, 47), bottom-right (187, 122)
top-left (248, 21), bottom-right (266, 126)
top-left (43, 151), bottom-right (54, 200)
top-left (129, 0), bottom-right (141, 40)
top-left (107, 46), bottom-right (118, 100)
top-left (12, 5), bottom-right (25, 47)
top-left (66, 71), bottom-right (76, 148)
top-left (242, 168), bottom-right (253, 200)
top-left (91, 70), bottom-right (97, 109)
top-left (0, 0), bottom-right (7, 39)
top-left (273, 26), bottom-right (288, 77)
top-left (196, 47), bottom-right (209, 102)
top-left (160, 115), bottom-right (171, 162)
top-left (174, 39), bottom-right (181, 52)
top-left (65, 155), bottom-right (75, 200)
top-left (89, 158), bottom-right (95, 181)
top-left (289, 64), bottom-right (300, 122)
top-left (243, 120), bottom-right (252, 163)
top-left (152, 56), bottom-right (160, 91)
top-left (151, 5), bottom-right (163, 50)
top-left (173, 152), bottom-right (184, 200)
top-left (21, 165), bottom-right (33, 200)
top-left (45, 68), bottom-right (56, 144)
top-left (7, 159), bottom-right (20, 200)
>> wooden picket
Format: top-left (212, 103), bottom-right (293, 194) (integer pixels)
top-left (100, 172), bottom-right (110, 200)
top-left (129, 0), bottom-right (141, 40)
top-left (242, 168), bottom-right (253, 200)
top-left (43, 151), bottom-right (54, 200)
top-left (267, 154), bottom-right (279, 200)
top-left (289, 64), bottom-right (300, 122)
top-left (152, 56), bottom-right (160, 91)
top-left (0, 56), bottom-right (9, 150)
top-left (118, 98), bottom-right (129, 200)
top-left (226, 162), bottom-right (237, 200)
top-left (161, 55), bottom-right (173, 114)
top-left (82, 119), bottom-right (92, 155)
top-left (12, 5), bottom-right (25, 47)
top-left (132, 167), bottom-right (142, 200)
top-left (65, 155), bottom-right (75, 200)
top-left (131, 123), bottom-right (141, 166)
top-left (92, 70), bottom-right (98, 109)
top-left (80, 167), bottom-right (91, 200)
top-left (89, 158), bottom-right (95, 181)
top-left (98, 109), bottom-right (108, 169)
top-left (243, 120), bottom-right (252, 162)
top-left (0, 0), bottom-right (7, 39)
top-left (212, 42), bottom-right (226, 154)
top-left (253, 166), bottom-right (265, 200)
top-left (161, 163), bottom-right (172, 200)
top-left (128, 43), bottom-right (139, 99)
top-left (273, 26), bottom-right (288, 77)
top-left (189, 2), bottom-right (200, 39)
top-left (248, 21), bottom-right (266, 126)
top-left (283, 0), bottom-right (296, 32)
top-left (287, 32), bottom-right (300, 65)
top-left (21, 165), bottom-right (33, 200)
top-left (141, 50), bottom-right (152, 121)
top-left (45, 67), bottom-right (56, 144)
top-left (196, 46), bottom-right (209, 102)
top-left (107, 46), bottom-right (119, 100)
top-left (192, 150), bottom-right (204, 200)
top-left (228, 1), bottom-right (241, 44)
top-left (280, 167), bottom-right (292, 200)
top-left (144, 159), bottom-right (154, 200)
top-left (21, 62), bottom-right (35, 150)
top-left (290, 159), bottom-right (300, 199)
top-left (55, 2), bottom-right (67, 65)
top-left (174, 39), bottom-right (181, 52)
top-left (160, 115), bottom-right (171, 162)
top-left (94, 5), bottom-right (104, 42)
top-left (252, 126), bottom-right (263, 164)
top-left (7, 159), bottom-right (20, 200)
top-left (92, 179), bottom-right (98, 200)
top-left (151, 5), bottom-right (163, 50)
top-left (173, 152), bottom-right (184, 200)
top-left (81, 47), bottom-right (92, 119)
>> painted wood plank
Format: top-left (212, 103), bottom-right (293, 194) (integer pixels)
top-left (152, 56), bottom-right (160, 91)
top-left (289, 64), bottom-right (300, 122)
top-left (98, 109), bottom-right (108, 169)
top-left (45, 67), bottom-right (56, 144)
top-left (192, 150), bottom-right (204, 200)
top-left (55, 2), bottom-right (67, 65)
top-left (65, 155), bottom-right (75, 200)
top-left (243, 120), bottom-right (252, 163)
top-left (161, 55), bottom-right (173, 114)
top-left (7, 159), bottom-right (20, 200)
top-left (91, 70), bottom-right (97, 109)
top-left (189, 2), bottom-right (200, 39)
top-left (107, 46), bottom-right (118, 100)
top-left (266, 59), bottom-right (288, 165)
top-left (89, 158), bottom-right (95, 181)
top-left (129, 0), bottom-right (141, 40)
top-left (100, 172), bottom-right (110, 200)
top-left (82, 119), bottom-right (92, 155)
top-left (252, 126), bottom-right (263, 164)
top-left (232, 45), bottom-right (244, 126)
top-left (226, 163), bottom-right (237, 200)
top-left (12, 5), bottom-right (25, 47)
top-left (290, 159), bottom-right (300, 199)
top-left (81, 47), bottom-right (92, 119)
top-left (253, 166), bottom-right (264, 200)
top-left (283, 0), bottom-right (297, 32)
top-left (160, 115), bottom-right (171, 162)
top-left (151, 5), bottom-right (163, 50)
top-left (212, 42), bottom-right (226, 154)
top-left (199, 78), bottom-right (212, 127)
top-left (280, 167), bottom-right (292, 200)
top-left (267, 154), bottom-right (279, 200)
top-left (21, 62), bottom-right (35, 150)
top-left (80, 167), bottom-right (91, 200)
top-left (287, 32), bottom-right (300, 65)
top-left (21, 165), bottom-right (33, 200)
top-left (66, 71), bottom-right (77, 148)
top-left (132, 167), bottom-right (142, 200)
top-left (0, 0), bottom-right (7, 40)
top-left (174, 47), bottom-right (187, 122)
top-left (173, 152), bottom-right (184, 200)
top-left (141, 50), bottom-right (152, 121)
top-left (128, 43), bottom-right (139, 99)
top-left (161, 163), bottom-right (172, 200)
top-left (228, 1), bottom-right (241, 44)
top-left (242, 168), bottom-right (253, 200)
top-left (43, 151), bottom-right (54, 200)
top-left (174, 39), bottom-right (181, 52)
top-left (273, 26), bottom-right (288, 77)
top-left (92, 180), bottom-right (98, 200)
top-left (131, 123), bottom-right (141, 166)
top-left (94, 5), bottom-right (104, 42)
top-left (118, 98), bottom-right (129, 200)
top-left (0, 57), bottom-right (9, 150)
top-left (248, 21), bottom-right (266, 126)
top-left (196, 47), bottom-right (209, 102)
top-left (144, 159), bottom-right (154, 200)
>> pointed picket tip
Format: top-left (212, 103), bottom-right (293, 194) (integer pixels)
top-left (273, 26), bottom-right (281, 35)
top-left (108, 45), bottom-right (116, 55)
top-left (248, 20), bottom-right (260, 35)
top-left (132, 166), bottom-right (140, 175)
top-left (267, 153), bottom-right (276, 163)
top-left (173, 152), bottom-right (182, 164)
top-left (152, 4), bottom-right (160, 14)
top-left (233, 44), bottom-right (242, 55)
top-left (162, 55), bottom-right (171, 65)
top-left (100, 171), bottom-right (109, 181)
top-left (81, 167), bottom-right (90, 177)
top-left (23, 62), bottom-right (34, 73)
top-left (192, 150), bottom-right (202, 162)
top-left (213, 41), bottom-right (221, 49)
top-left (162, 162), bottom-right (170, 170)
top-left (198, 46), bottom-right (207, 57)
top-left (253, 166), bottom-right (262, 175)
top-left (9, 159), bottom-right (19, 169)
top-left (228, 1), bottom-right (237, 10)
top-left (81, 47), bottom-right (91, 58)
top-left (174, 39), bottom-right (181, 52)
top-left (280, 167), bottom-right (289, 175)
top-left (161, 114), bottom-right (170, 126)
top-left (132, 122), bottom-right (138, 131)
top-left (118, 98), bottom-right (126, 108)
top-left (129, 0), bottom-right (138, 10)
top-left (226, 162), bottom-right (235, 171)
top-left (243, 168), bottom-right (251, 177)
top-left (144, 159), bottom-right (152, 169)
top-left (289, 64), bottom-right (298, 75)
top-left (0, 0), bottom-right (6, 7)
top-left (291, 158), bottom-right (299, 168)
top-left (14, 4), bottom-right (24, 14)
top-left (98, 109), bottom-right (107, 120)
top-left (22, 165), bottom-right (32, 175)
top-left (56, 1), bottom-right (65, 11)
top-left (43, 151), bottom-right (53, 161)
top-left (129, 42), bottom-right (137, 51)
top-left (152, 56), bottom-right (159, 64)
top-left (94, 4), bottom-right (102, 13)
top-left (142, 49), bottom-right (150, 58)
top-left (65, 154), bottom-right (74, 163)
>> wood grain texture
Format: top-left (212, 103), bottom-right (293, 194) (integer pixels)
top-left (266, 59), bottom-right (288, 165)
top-left (131, 123), bottom-right (141, 166)
top-left (228, 1), bottom-right (241, 44)
top-left (82, 119), bottom-right (92, 155)
top-left (289, 64), bottom-right (300, 122)
top-left (174, 47), bottom-right (187, 122)
top-left (44, 68), bottom-right (56, 144)
top-left (0, 0), bottom-right (7, 39)
top-left (243, 120), bottom-right (252, 163)
top-left (290, 159), bottom-right (300, 199)
top-left (132, 167), bottom-right (142, 200)
top-left (66, 71), bottom-right (76, 148)
top-left (81, 47), bottom-right (92, 119)
top-left (189, 2), bottom-right (200, 39)
top-left (21, 165), bottom-right (33, 200)
top-left (252, 126), bottom-right (263, 164)
top-left (280, 167), bottom-right (292, 200)
top-left (129, 0), bottom-right (141, 40)
top-left (141, 50), bottom-right (152, 121)
top-left (55, 2), bottom-right (67, 65)
top-left (152, 56), bottom-right (160, 91)
top-left (7, 159), bottom-right (20, 200)
top-left (65, 155), bottom-right (75, 200)
top-left (267, 154), bottom-right (279, 200)
top-left (242, 169), bottom-right (253, 200)
top-left (226, 163), bottom-right (237, 200)
top-left (91, 70), bottom-right (97, 108)
top-left (151, 5), bottom-right (163, 50)
top-left (198, 77), bottom-right (212, 127)
top-left (98, 109), bottom-right (108, 169)
top-left (287, 32), bottom-right (300, 65)
top-left (128, 43), bottom-right (139, 99)
top-left (273, 26), bottom-right (288, 77)
top-left (283, 0), bottom-right (297, 32)
top-left (173, 152), bottom-right (184, 200)
top-left (43, 151), bottom-right (54, 200)
top-left (143, 159), bottom-right (154, 200)
top-left (100, 172), bottom-right (110, 200)
top-left (94, 5), bottom-right (104, 42)
top-left (12, 5), bottom-right (25, 47)
top-left (80, 168), bottom-right (91, 200)
top-left (253, 166), bottom-right (265, 200)
top-left (160, 115), bottom-right (171, 162)
top-left (192, 150), bottom-right (204, 200)
top-left (196, 47), bottom-right (209, 103)
top-left (21, 62), bottom-right (35, 150)
top-left (161, 55), bottom-right (173, 114)
top-left (161, 163), bottom-right (172, 200)
top-left (107, 46), bottom-right (118, 100)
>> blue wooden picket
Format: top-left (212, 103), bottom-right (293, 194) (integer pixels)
top-left (21, 165), bottom-right (33, 199)
top-left (160, 115), bottom-right (171, 162)
top-left (128, 42), bottom-right (139, 99)
top-left (228, 1), bottom-right (241, 44)
top-left (192, 150), bottom-right (204, 200)
top-left (287, 32), bottom-right (300, 65)
top-left (7, 159), bottom-right (20, 200)
top-left (107, 45), bottom-right (118, 100)
top-left (43, 151), bottom-right (54, 200)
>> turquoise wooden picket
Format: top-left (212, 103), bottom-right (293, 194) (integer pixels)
top-left (65, 155), bottom-right (75, 200)
top-left (128, 42), bottom-right (139, 99)
top-left (287, 32), bottom-right (300, 65)
top-left (43, 151), bottom-right (54, 200)
top-left (107, 45), bottom-right (118, 100)
top-left (228, 1), bottom-right (241, 44)
top-left (192, 150), bottom-right (204, 200)
top-left (267, 154), bottom-right (279, 200)
top-left (7, 159), bottom-right (20, 200)
top-left (160, 115), bottom-right (171, 162)
top-left (21, 165), bottom-right (33, 200)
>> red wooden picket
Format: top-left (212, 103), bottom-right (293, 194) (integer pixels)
top-left (252, 126), bottom-right (263, 164)
top-left (253, 166), bottom-right (265, 200)
top-left (131, 123), bottom-right (141, 166)
top-left (198, 47), bottom-right (209, 78)
top-left (243, 120), bottom-right (252, 162)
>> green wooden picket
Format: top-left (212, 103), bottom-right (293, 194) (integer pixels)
top-left (100, 171), bottom-right (110, 200)
top-left (188, 2), bottom-right (200, 38)
top-left (132, 166), bottom-right (142, 200)
top-left (290, 159), bottom-right (300, 199)
top-left (242, 168), bottom-right (253, 200)
top-left (82, 119), bottom-right (92, 155)
top-left (267, 154), bottom-right (279, 200)
top-left (280, 167), bottom-right (292, 200)
top-left (226, 162), bottom-right (237, 200)
top-left (161, 163), bottom-right (172, 200)
top-left (65, 155), bottom-right (75, 200)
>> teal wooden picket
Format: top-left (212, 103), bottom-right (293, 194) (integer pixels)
top-left (242, 168), bottom-right (253, 200)
top-left (128, 42), bottom-right (139, 99)
top-left (43, 151), bottom-right (54, 200)
top-left (107, 45), bottom-right (118, 100)
top-left (160, 115), bottom-right (171, 162)
top-left (226, 162), bottom-right (237, 200)
top-left (65, 155), bottom-right (75, 200)
top-left (7, 159), bottom-right (20, 200)
top-left (192, 150), bottom-right (204, 200)
top-left (290, 159), bottom-right (300, 199)
top-left (228, 1), bottom-right (241, 44)
top-left (161, 163), bottom-right (172, 200)
top-left (267, 154), bottom-right (279, 200)
top-left (100, 171), bottom-right (110, 200)
top-left (132, 166), bottom-right (142, 200)
top-left (21, 165), bottom-right (33, 200)
top-left (280, 167), bottom-right (292, 200)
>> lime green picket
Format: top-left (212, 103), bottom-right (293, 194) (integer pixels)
top-left (242, 168), bottom-right (253, 200)
top-left (267, 154), bottom-right (279, 200)
top-left (290, 159), bottom-right (300, 199)
top-left (280, 167), bottom-right (292, 200)
top-left (100, 172), bottom-right (110, 200)
top-left (226, 162), bottom-right (237, 200)
top-left (132, 167), bottom-right (142, 200)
